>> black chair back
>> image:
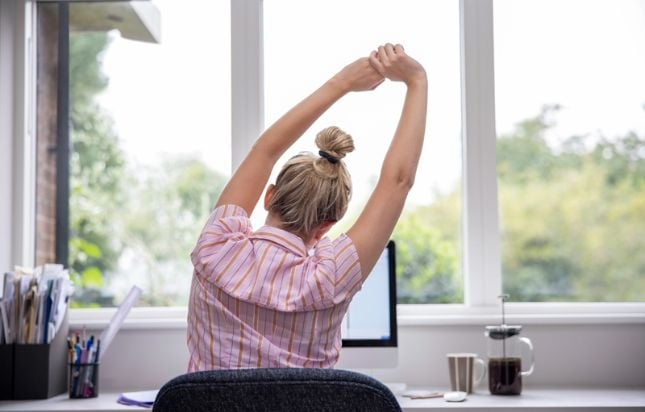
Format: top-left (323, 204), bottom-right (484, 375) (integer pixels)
top-left (153, 368), bottom-right (401, 412)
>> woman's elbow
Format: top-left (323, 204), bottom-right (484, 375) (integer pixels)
top-left (382, 171), bottom-right (415, 192)
top-left (398, 176), bottom-right (415, 191)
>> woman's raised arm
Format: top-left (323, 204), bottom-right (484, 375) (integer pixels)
top-left (216, 58), bottom-right (384, 215)
top-left (347, 44), bottom-right (428, 277)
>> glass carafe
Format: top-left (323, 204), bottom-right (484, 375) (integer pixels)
top-left (485, 325), bottom-right (534, 395)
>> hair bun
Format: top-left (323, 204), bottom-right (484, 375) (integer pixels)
top-left (315, 126), bottom-right (355, 160)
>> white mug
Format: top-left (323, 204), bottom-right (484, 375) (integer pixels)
top-left (446, 353), bottom-right (487, 394)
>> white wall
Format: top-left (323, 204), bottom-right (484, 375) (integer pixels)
top-left (92, 322), bottom-right (645, 392)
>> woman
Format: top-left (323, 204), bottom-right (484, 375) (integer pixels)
top-left (188, 43), bottom-right (427, 371)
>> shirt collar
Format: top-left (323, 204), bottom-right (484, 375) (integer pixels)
top-left (251, 225), bottom-right (308, 257)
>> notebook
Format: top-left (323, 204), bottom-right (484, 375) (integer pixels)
top-left (117, 390), bottom-right (158, 408)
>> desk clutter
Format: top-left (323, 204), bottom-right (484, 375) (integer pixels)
top-left (0, 265), bottom-right (73, 400)
top-left (0, 263), bottom-right (142, 401)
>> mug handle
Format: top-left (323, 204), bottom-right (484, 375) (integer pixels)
top-left (519, 337), bottom-right (535, 376)
top-left (473, 357), bottom-right (487, 386)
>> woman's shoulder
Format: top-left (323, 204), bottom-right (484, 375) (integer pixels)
top-left (201, 204), bottom-right (252, 234)
top-left (210, 203), bottom-right (249, 221)
top-left (313, 234), bottom-right (363, 302)
top-left (314, 233), bottom-right (358, 262)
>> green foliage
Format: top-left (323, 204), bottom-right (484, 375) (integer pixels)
top-left (69, 33), bottom-right (109, 108)
top-left (393, 212), bottom-right (461, 303)
top-left (68, 33), bottom-right (226, 307)
top-left (116, 157), bottom-right (226, 306)
top-left (69, 32), bottom-right (123, 307)
top-left (391, 104), bottom-right (644, 304)
top-left (497, 105), bottom-right (563, 183)
top-left (497, 106), bottom-right (645, 302)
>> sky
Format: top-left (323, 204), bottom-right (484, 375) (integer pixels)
top-left (97, 0), bottom-right (232, 176)
top-left (494, 0), bottom-right (645, 145)
top-left (96, 0), bottom-right (645, 224)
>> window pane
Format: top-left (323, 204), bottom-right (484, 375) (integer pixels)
top-left (494, 0), bottom-right (645, 301)
top-left (263, 0), bottom-right (463, 303)
top-left (66, 0), bottom-right (230, 307)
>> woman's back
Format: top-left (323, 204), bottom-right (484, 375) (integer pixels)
top-left (187, 204), bottom-right (362, 371)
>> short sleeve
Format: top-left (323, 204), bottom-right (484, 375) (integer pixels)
top-left (190, 204), bottom-right (252, 283)
top-left (314, 234), bottom-right (363, 304)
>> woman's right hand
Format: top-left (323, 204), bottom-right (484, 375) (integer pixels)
top-left (369, 43), bottom-right (426, 86)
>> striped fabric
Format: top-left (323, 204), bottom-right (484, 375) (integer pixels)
top-left (187, 204), bottom-right (363, 371)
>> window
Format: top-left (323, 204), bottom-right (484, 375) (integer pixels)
top-left (263, 0), bottom-right (463, 304)
top-left (24, 0), bottom-right (644, 313)
top-left (494, 0), bottom-right (645, 302)
top-left (35, 0), bottom-right (231, 307)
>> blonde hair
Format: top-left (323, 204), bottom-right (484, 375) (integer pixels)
top-left (267, 126), bottom-right (354, 240)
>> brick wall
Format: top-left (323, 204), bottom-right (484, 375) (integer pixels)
top-left (35, 6), bottom-right (59, 266)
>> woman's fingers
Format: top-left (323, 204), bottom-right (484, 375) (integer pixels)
top-left (377, 45), bottom-right (389, 65)
top-left (371, 43), bottom-right (419, 84)
top-left (384, 43), bottom-right (397, 60)
top-left (369, 50), bottom-right (386, 76)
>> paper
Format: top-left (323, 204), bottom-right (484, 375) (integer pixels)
top-left (98, 285), bottom-right (142, 361)
top-left (117, 389), bottom-right (158, 408)
top-left (0, 266), bottom-right (72, 344)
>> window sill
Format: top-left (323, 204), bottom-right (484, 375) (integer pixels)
top-left (397, 303), bottom-right (645, 325)
top-left (69, 303), bottom-right (645, 330)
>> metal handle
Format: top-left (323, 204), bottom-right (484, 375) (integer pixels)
top-left (519, 337), bottom-right (535, 376)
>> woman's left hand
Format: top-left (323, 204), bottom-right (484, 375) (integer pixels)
top-left (332, 57), bottom-right (385, 93)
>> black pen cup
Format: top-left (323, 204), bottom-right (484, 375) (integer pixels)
top-left (68, 362), bottom-right (99, 398)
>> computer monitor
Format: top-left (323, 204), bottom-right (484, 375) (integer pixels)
top-left (336, 240), bottom-right (398, 369)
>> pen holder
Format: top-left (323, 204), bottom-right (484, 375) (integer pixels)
top-left (68, 362), bottom-right (99, 399)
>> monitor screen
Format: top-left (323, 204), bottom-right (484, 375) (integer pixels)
top-left (341, 240), bottom-right (397, 347)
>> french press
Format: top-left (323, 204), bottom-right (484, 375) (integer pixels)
top-left (485, 294), bottom-right (535, 395)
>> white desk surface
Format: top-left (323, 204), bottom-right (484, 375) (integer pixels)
top-left (0, 389), bottom-right (643, 411)
top-left (397, 388), bottom-right (645, 410)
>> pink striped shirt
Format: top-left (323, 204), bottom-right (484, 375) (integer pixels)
top-left (187, 204), bottom-right (363, 371)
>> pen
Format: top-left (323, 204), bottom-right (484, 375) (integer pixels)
top-left (75, 343), bottom-right (81, 365)
top-left (94, 339), bottom-right (101, 363)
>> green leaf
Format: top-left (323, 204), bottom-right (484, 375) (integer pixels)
top-left (81, 266), bottom-right (103, 288)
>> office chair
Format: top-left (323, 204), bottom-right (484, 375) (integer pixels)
top-left (153, 368), bottom-right (402, 412)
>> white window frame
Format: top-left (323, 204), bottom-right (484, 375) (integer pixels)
top-left (5, 0), bottom-right (643, 329)
top-left (2, 0), bottom-right (37, 275)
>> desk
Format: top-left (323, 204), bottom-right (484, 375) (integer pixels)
top-left (0, 389), bottom-right (643, 411)
top-left (397, 388), bottom-right (645, 411)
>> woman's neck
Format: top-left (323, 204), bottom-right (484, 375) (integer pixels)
top-left (264, 213), bottom-right (316, 249)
